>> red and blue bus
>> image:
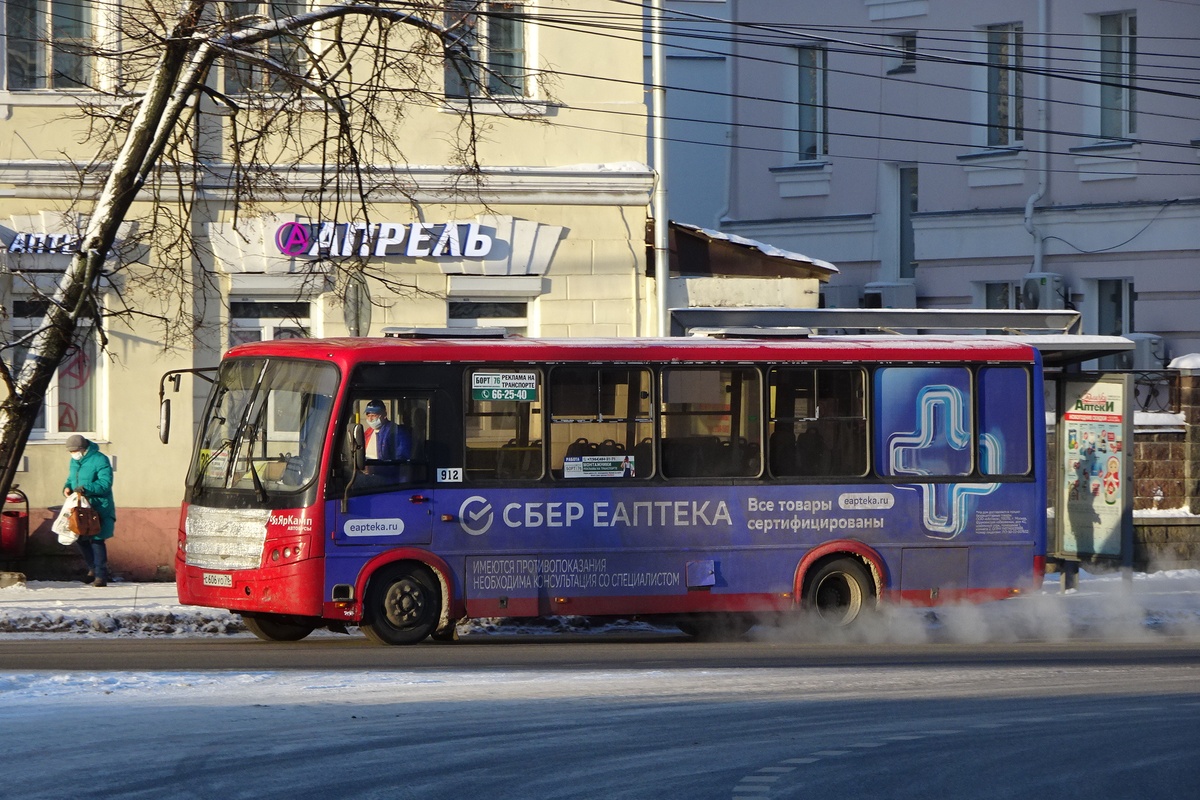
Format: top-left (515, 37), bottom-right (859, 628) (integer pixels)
top-left (170, 333), bottom-right (1046, 644)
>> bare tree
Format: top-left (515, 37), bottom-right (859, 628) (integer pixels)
top-left (0, 0), bottom-right (530, 497)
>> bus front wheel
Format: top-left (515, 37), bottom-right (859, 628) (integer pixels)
top-left (361, 563), bottom-right (441, 646)
top-left (803, 557), bottom-right (874, 627)
top-left (242, 613), bottom-right (317, 642)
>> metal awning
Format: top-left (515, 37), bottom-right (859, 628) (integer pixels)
top-left (669, 307), bottom-right (1133, 368)
top-left (1005, 334), bottom-right (1133, 368)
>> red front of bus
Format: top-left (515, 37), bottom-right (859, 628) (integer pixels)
top-left (174, 356), bottom-right (338, 621)
top-left (175, 501), bottom-right (327, 617)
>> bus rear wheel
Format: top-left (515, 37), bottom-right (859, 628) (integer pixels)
top-left (242, 613), bottom-right (317, 642)
top-left (803, 558), bottom-right (874, 627)
top-left (361, 564), bottom-right (441, 646)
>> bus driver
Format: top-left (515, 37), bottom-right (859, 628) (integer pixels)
top-left (363, 399), bottom-right (412, 461)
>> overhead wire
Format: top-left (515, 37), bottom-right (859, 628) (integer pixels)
top-left (9, 0), bottom-right (1200, 174)
top-left (521, 4), bottom-right (1200, 173)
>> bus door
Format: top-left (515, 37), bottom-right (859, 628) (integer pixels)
top-left (329, 393), bottom-right (438, 556)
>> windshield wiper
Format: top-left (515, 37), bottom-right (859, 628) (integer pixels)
top-left (225, 362), bottom-right (271, 500)
top-left (192, 437), bottom-right (235, 501)
top-left (239, 422), bottom-right (268, 503)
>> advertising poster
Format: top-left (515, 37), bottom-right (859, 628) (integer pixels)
top-left (1059, 376), bottom-right (1131, 559)
top-left (564, 455), bottom-right (636, 478)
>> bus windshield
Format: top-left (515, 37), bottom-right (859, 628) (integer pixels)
top-left (188, 358), bottom-right (338, 497)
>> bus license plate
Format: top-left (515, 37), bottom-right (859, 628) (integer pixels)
top-left (202, 572), bottom-right (233, 588)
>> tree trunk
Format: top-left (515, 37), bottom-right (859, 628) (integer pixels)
top-left (0, 0), bottom-right (458, 511)
top-left (0, 6), bottom-right (207, 504)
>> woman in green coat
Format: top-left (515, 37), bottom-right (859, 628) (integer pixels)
top-left (63, 434), bottom-right (115, 587)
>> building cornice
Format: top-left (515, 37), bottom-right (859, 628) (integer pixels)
top-left (0, 161), bottom-right (655, 207)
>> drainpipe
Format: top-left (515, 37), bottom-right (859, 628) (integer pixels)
top-left (1024, 0), bottom-right (1049, 275)
top-left (650, 0), bottom-right (670, 336)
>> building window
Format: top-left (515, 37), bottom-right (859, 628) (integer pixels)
top-left (984, 281), bottom-right (1017, 309)
top-left (797, 46), bottom-right (828, 160)
top-left (5, 0), bottom-right (94, 90)
top-left (1097, 278), bottom-right (1133, 337)
top-left (1099, 13), bottom-right (1136, 139)
top-left (887, 32), bottom-right (917, 75)
top-left (10, 300), bottom-right (98, 436)
top-left (444, 1), bottom-right (529, 99)
top-left (228, 300), bottom-right (311, 349)
top-left (899, 166), bottom-right (918, 280)
top-left (448, 300), bottom-right (528, 336)
top-left (1095, 278), bottom-right (1134, 370)
top-left (222, 1), bottom-right (305, 96)
top-left (986, 23), bottom-right (1024, 147)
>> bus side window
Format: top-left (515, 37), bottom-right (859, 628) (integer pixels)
top-left (874, 366), bottom-right (973, 478)
top-left (549, 367), bottom-right (653, 479)
top-left (978, 367), bottom-right (1031, 476)
top-left (661, 367), bottom-right (762, 479)
top-left (768, 367), bottom-right (814, 477)
top-left (465, 368), bottom-right (544, 480)
top-left (769, 367), bottom-right (867, 479)
top-left (817, 368), bottom-right (868, 477)
top-left (347, 396), bottom-right (431, 487)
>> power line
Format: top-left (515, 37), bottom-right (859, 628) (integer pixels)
top-left (517, 9), bottom-right (1200, 169)
top-left (8, 1), bottom-right (1200, 174)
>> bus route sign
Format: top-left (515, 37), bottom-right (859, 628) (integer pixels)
top-left (471, 372), bottom-right (538, 402)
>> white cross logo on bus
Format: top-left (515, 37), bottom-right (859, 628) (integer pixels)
top-left (889, 385), bottom-right (999, 539)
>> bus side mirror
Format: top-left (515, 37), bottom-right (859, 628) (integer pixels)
top-left (342, 422), bottom-right (367, 514)
top-left (159, 398), bottom-right (171, 444)
top-left (350, 423), bottom-right (366, 472)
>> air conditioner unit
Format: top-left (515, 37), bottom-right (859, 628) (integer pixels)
top-left (1020, 272), bottom-right (1065, 310)
top-left (862, 281), bottom-right (916, 309)
top-left (820, 285), bottom-right (862, 309)
top-left (1119, 333), bottom-right (1167, 370)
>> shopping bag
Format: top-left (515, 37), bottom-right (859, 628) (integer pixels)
top-left (68, 491), bottom-right (102, 538)
top-left (52, 495), bottom-right (79, 545)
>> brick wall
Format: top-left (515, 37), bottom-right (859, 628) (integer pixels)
top-left (1134, 433), bottom-right (1186, 510)
top-left (1131, 371), bottom-right (1200, 569)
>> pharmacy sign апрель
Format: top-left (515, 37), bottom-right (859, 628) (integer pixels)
top-left (274, 221), bottom-right (495, 260)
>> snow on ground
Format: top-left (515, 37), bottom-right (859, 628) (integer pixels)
top-left (1, 568), bottom-right (1200, 643)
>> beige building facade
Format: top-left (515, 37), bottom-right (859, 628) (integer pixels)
top-left (0, 1), bottom-right (660, 579)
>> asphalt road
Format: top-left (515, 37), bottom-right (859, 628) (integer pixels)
top-left (6, 638), bottom-right (1200, 799)
top-left (6, 633), bottom-right (1200, 672)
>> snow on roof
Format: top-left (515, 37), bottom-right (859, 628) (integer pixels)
top-left (673, 222), bottom-right (839, 274)
top-left (1170, 353), bottom-right (1200, 370)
